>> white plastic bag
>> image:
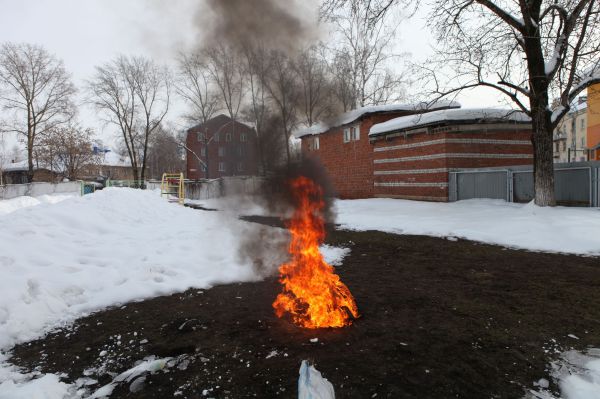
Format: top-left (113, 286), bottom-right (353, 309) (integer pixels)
top-left (298, 360), bottom-right (335, 399)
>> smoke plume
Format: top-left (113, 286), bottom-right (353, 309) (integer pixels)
top-left (200, 0), bottom-right (320, 53)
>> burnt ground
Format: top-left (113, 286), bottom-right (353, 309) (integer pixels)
top-left (8, 214), bottom-right (600, 399)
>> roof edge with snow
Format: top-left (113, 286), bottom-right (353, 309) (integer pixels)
top-left (293, 100), bottom-right (461, 139)
top-left (369, 108), bottom-right (532, 137)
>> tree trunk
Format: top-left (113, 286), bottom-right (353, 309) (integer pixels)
top-left (531, 105), bottom-right (556, 206)
top-left (283, 129), bottom-right (291, 166)
top-left (27, 141), bottom-right (34, 183)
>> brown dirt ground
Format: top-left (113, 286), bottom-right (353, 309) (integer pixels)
top-left (8, 215), bottom-right (600, 398)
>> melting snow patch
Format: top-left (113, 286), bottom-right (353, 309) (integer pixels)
top-left (529, 349), bottom-right (600, 399)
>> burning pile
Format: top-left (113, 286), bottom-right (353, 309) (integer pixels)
top-left (273, 176), bottom-right (359, 328)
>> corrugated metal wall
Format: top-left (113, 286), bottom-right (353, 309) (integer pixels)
top-left (449, 162), bottom-right (600, 206)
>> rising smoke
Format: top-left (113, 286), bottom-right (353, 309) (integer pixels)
top-left (198, 0), bottom-right (335, 277)
top-left (200, 0), bottom-right (320, 53)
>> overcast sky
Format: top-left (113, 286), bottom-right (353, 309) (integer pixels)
top-left (0, 0), bottom-right (504, 152)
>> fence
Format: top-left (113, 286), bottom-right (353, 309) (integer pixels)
top-left (145, 176), bottom-right (264, 200)
top-left (448, 161), bottom-right (600, 206)
top-left (0, 181), bottom-right (82, 200)
top-left (183, 176), bottom-right (264, 200)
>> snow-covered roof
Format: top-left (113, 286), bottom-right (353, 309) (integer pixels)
top-left (101, 151), bottom-right (130, 167)
top-left (293, 100), bottom-right (461, 138)
top-left (369, 108), bottom-right (531, 137)
top-left (1, 159), bottom-right (49, 172)
top-left (569, 99), bottom-right (587, 113)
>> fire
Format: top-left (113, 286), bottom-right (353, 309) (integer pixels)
top-left (272, 176), bottom-right (359, 328)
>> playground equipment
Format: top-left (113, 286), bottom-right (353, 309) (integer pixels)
top-left (160, 173), bottom-right (185, 205)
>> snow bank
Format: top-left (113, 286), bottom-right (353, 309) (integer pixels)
top-left (335, 198), bottom-right (600, 255)
top-left (529, 349), bottom-right (600, 399)
top-left (0, 188), bottom-right (261, 351)
top-left (369, 108), bottom-right (531, 136)
top-left (0, 193), bottom-right (77, 216)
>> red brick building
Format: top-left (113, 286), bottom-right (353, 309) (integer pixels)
top-left (186, 115), bottom-right (259, 180)
top-left (298, 106), bottom-right (533, 201)
top-left (296, 103), bottom-right (460, 198)
top-left (370, 109), bottom-right (533, 201)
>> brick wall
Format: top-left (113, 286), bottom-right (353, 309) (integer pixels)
top-left (186, 116), bottom-right (259, 180)
top-left (301, 112), bottom-right (410, 198)
top-left (372, 128), bottom-right (533, 201)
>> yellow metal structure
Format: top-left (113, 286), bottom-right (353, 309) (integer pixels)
top-left (160, 173), bottom-right (185, 205)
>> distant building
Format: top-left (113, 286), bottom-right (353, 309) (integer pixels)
top-left (185, 115), bottom-right (259, 180)
top-left (369, 108), bottom-right (532, 201)
top-left (1, 160), bottom-right (60, 184)
top-left (82, 151), bottom-right (138, 181)
top-left (553, 96), bottom-right (588, 162)
top-left (588, 84), bottom-right (600, 161)
top-left (297, 104), bottom-right (533, 201)
top-left (295, 102), bottom-right (461, 198)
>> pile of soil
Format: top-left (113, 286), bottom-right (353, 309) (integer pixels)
top-left (9, 216), bottom-right (600, 398)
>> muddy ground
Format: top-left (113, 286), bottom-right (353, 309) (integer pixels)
top-left (8, 215), bottom-right (600, 398)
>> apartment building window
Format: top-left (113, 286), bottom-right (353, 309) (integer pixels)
top-left (218, 146), bottom-right (225, 157)
top-left (343, 128), bottom-right (351, 143)
top-left (352, 125), bottom-right (360, 140)
top-left (237, 162), bottom-right (243, 172)
top-left (214, 133), bottom-right (219, 142)
top-left (201, 146), bottom-right (206, 156)
top-left (581, 119), bottom-right (585, 131)
top-left (218, 162), bottom-right (225, 172)
top-left (343, 124), bottom-right (360, 143)
top-left (226, 132), bottom-right (232, 142)
top-left (197, 132), bottom-right (205, 142)
top-left (237, 146), bottom-right (244, 156)
top-left (200, 163), bottom-right (206, 172)
top-left (240, 133), bottom-right (247, 142)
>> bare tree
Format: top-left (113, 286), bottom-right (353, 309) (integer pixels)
top-left (263, 50), bottom-right (301, 165)
top-left (0, 43), bottom-right (76, 182)
top-left (323, 0), bottom-right (407, 109)
top-left (294, 45), bottom-right (337, 126)
top-left (240, 44), bottom-right (271, 175)
top-left (145, 124), bottom-right (185, 179)
top-left (131, 57), bottom-right (171, 183)
top-left (176, 52), bottom-right (221, 125)
top-left (419, 0), bottom-right (600, 206)
top-left (323, 0), bottom-right (600, 206)
top-left (88, 55), bottom-right (170, 184)
top-left (37, 125), bottom-right (100, 180)
top-left (204, 45), bottom-right (244, 126)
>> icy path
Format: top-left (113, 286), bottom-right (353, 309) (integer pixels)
top-left (335, 198), bottom-right (600, 256)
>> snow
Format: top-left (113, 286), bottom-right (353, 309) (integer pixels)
top-left (89, 356), bottom-right (171, 398)
top-left (0, 372), bottom-right (70, 399)
top-left (530, 349), bottom-right (600, 399)
top-left (369, 108), bottom-right (531, 136)
top-left (545, 36), bottom-right (565, 76)
top-left (335, 198), bottom-right (600, 255)
top-left (298, 360), bottom-right (335, 399)
top-left (0, 188), bottom-right (351, 398)
top-left (0, 194), bottom-right (77, 216)
top-left (293, 100), bottom-right (461, 138)
top-left (0, 188), bottom-right (264, 350)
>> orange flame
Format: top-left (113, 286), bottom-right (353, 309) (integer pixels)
top-left (272, 176), bottom-right (359, 328)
